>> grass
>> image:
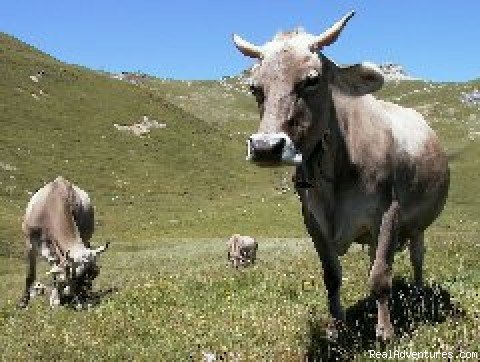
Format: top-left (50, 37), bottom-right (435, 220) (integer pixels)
top-left (0, 33), bottom-right (479, 360)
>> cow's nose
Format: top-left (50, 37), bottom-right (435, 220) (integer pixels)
top-left (248, 136), bottom-right (286, 163)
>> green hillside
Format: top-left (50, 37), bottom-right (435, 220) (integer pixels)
top-left (0, 33), bottom-right (479, 359)
top-left (0, 33), bottom-right (304, 259)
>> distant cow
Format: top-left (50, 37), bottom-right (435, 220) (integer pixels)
top-left (227, 234), bottom-right (258, 268)
top-left (233, 11), bottom-right (449, 340)
top-left (19, 176), bottom-right (108, 308)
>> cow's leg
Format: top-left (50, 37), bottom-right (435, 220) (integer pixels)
top-left (368, 245), bottom-right (376, 275)
top-left (299, 188), bottom-right (344, 322)
top-left (48, 268), bottom-right (65, 308)
top-left (369, 201), bottom-right (400, 341)
top-left (251, 244), bottom-right (258, 265)
top-left (313, 239), bottom-right (344, 321)
top-left (233, 256), bottom-right (239, 269)
top-left (71, 281), bottom-right (84, 310)
top-left (18, 239), bottom-right (37, 308)
top-left (49, 285), bottom-right (61, 307)
top-left (409, 232), bottom-right (425, 287)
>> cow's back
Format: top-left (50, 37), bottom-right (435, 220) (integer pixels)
top-left (374, 98), bottom-right (449, 234)
top-left (378, 99), bottom-right (438, 158)
top-left (22, 183), bottom-right (52, 236)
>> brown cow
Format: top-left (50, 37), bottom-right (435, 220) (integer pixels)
top-left (19, 176), bottom-right (108, 308)
top-left (232, 11), bottom-right (449, 340)
top-left (226, 234), bottom-right (258, 268)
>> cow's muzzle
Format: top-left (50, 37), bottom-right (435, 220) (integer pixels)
top-left (246, 133), bottom-right (302, 166)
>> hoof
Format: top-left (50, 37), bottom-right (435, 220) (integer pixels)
top-left (75, 303), bottom-right (84, 311)
top-left (325, 319), bottom-right (345, 342)
top-left (375, 323), bottom-right (394, 342)
top-left (73, 295), bottom-right (85, 310)
top-left (17, 297), bottom-right (29, 309)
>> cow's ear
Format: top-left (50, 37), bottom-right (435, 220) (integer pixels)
top-left (333, 62), bottom-right (384, 96)
top-left (322, 55), bottom-right (384, 95)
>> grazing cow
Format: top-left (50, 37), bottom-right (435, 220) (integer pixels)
top-left (232, 11), bottom-right (449, 340)
top-left (19, 176), bottom-right (108, 308)
top-left (227, 234), bottom-right (258, 268)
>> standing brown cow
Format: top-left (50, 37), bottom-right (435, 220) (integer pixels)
top-left (232, 11), bottom-right (449, 340)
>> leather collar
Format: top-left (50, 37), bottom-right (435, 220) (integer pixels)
top-left (294, 129), bottom-right (335, 188)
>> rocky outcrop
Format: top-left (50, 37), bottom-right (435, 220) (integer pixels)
top-left (114, 115), bottom-right (166, 137)
top-left (377, 63), bottom-right (420, 81)
top-left (460, 89), bottom-right (480, 105)
top-left (110, 72), bottom-right (148, 85)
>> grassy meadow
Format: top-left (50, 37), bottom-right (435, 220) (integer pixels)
top-left (0, 33), bottom-right (479, 360)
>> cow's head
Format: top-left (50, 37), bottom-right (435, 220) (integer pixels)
top-left (48, 243), bottom-right (109, 293)
top-left (233, 11), bottom-right (384, 166)
top-left (68, 243), bottom-right (109, 282)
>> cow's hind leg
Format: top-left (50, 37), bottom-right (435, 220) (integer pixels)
top-left (369, 201), bottom-right (400, 341)
top-left (18, 238), bottom-right (38, 308)
top-left (409, 232), bottom-right (425, 287)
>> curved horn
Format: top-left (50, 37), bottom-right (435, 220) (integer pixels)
top-left (92, 242), bottom-right (110, 257)
top-left (47, 264), bottom-right (63, 275)
top-left (310, 11), bottom-right (355, 52)
top-left (232, 34), bottom-right (263, 59)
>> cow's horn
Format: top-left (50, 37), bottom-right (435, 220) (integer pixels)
top-left (47, 264), bottom-right (63, 275)
top-left (310, 11), bottom-right (355, 51)
top-left (92, 242), bottom-right (110, 256)
top-left (232, 34), bottom-right (263, 59)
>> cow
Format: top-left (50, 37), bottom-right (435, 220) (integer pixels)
top-left (232, 11), bottom-right (449, 340)
top-left (19, 176), bottom-right (108, 309)
top-left (226, 234), bottom-right (258, 268)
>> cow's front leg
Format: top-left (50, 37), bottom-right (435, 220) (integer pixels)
top-left (369, 201), bottom-right (400, 341)
top-left (301, 189), bottom-right (344, 322)
top-left (18, 241), bottom-right (37, 308)
top-left (313, 238), bottom-right (344, 321)
top-left (49, 285), bottom-right (61, 307)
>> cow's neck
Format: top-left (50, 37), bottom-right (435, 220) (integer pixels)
top-left (299, 84), bottom-right (354, 228)
top-left (330, 87), bottom-right (358, 177)
top-left (300, 83), bottom-right (345, 188)
top-left (46, 195), bottom-right (84, 261)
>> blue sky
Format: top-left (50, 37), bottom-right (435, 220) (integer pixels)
top-left (1, 1), bottom-right (479, 81)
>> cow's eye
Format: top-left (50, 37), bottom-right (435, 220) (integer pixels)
top-left (249, 84), bottom-right (260, 94)
top-left (296, 70), bottom-right (321, 95)
top-left (304, 71), bottom-right (320, 89)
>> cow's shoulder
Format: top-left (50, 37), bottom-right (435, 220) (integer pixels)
top-left (334, 93), bottom-right (395, 189)
top-left (24, 182), bottom-right (53, 218)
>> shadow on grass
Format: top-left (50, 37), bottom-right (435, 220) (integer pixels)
top-left (62, 286), bottom-right (119, 310)
top-left (305, 277), bottom-right (465, 361)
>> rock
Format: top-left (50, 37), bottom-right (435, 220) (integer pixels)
top-left (460, 90), bottom-right (480, 105)
top-left (114, 115), bottom-right (166, 137)
top-left (29, 282), bottom-right (47, 298)
top-left (109, 71), bottom-right (148, 85)
top-left (235, 62), bottom-right (421, 84)
top-left (0, 162), bottom-right (17, 171)
top-left (377, 63), bottom-right (420, 81)
top-left (29, 71), bottom-right (45, 83)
